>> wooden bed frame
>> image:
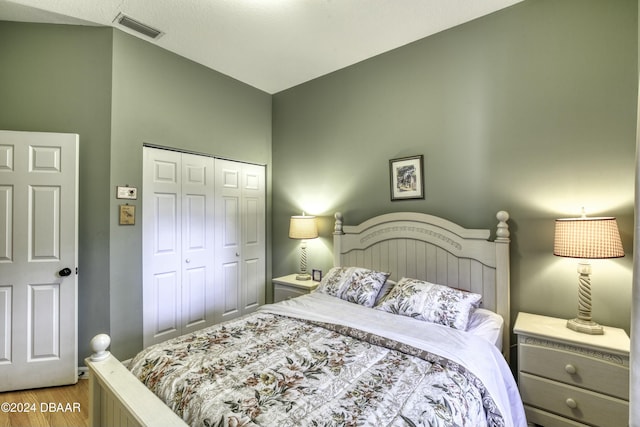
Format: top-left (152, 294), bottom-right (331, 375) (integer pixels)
top-left (333, 210), bottom-right (511, 357)
top-left (86, 210), bottom-right (510, 427)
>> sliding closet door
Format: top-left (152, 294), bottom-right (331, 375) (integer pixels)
top-left (142, 148), bottom-right (215, 347)
top-left (214, 159), bottom-right (265, 323)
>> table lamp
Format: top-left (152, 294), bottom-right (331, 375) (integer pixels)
top-left (289, 213), bottom-right (318, 280)
top-left (553, 214), bottom-right (624, 334)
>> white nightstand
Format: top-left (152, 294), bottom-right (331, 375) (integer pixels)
top-left (273, 274), bottom-right (319, 303)
top-left (513, 312), bottom-right (630, 427)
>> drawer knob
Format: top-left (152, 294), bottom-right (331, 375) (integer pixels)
top-left (564, 364), bottom-right (577, 374)
top-left (565, 398), bottom-right (578, 409)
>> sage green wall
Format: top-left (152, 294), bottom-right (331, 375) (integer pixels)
top-left (1, 0), bottom-right (637, 364)
top-left (0, 22), bottom-right (272, 361)
top-left (272, 0), bottom-right (638, 336)
top-left (0, 21), bottom-right (113, 361)
top-left (109, 31), bottom-right (272, 359)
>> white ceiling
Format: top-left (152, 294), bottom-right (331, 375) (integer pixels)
top-left (0, 0), bottom-right (523, 94)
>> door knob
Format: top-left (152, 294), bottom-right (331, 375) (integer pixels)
top-left (59, 268), bottom-right (72, 277)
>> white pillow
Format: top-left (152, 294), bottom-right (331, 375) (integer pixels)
top-left (340, 268), bottom-right (389, 307)
top-left (316, 266), bottom-right (389, 307)
top-left (315, 266), bottom-right (354, 296)
top-left (467, 308), bottom-right (504, 349)
top-left (374, 277), bottom-right (482, 330)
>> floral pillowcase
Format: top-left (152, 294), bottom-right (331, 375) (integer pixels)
top-left (316, 266), bottom-right (389, 308)
top-left (375, 277), bottom-right (482, 330)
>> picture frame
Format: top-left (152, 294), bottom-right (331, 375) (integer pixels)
top-left (119, 204), bottom-right (135, 225)
top-left (312, 269), bottom-right (322, 282)
top-left (389, 155), bottom-right (424, 200)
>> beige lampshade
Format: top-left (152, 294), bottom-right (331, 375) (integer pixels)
top-left (554, 217), bottom-right (624, 259)
top-left (289, 215), bottom-right (318, 239)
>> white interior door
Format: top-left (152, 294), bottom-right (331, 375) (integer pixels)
top-left (0, 130), bottom-right (78, 392)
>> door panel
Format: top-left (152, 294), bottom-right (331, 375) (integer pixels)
top-left (143, 148), bottom-right (215, 346)
top-left (240, 163), bottom-right (265, 314)
top-left (28, 284), bottom-right (59, 359)
top-left (0, 286), bottom-right (11, 362)
top-left (30, 186), bottom-right (60, 260)
top-left (244, 258), bottom-right (260, 309)
top-left (216, 194), bottom-right (241, 321)
top-left (215, 159), bottom-right (265, 320)
top-left (143, 148), bottom-right (182, 346)
top-left (0, 185), bottom-right (12, 261)
top-left (183, 266), bottom-right (206, 328)
top-left (155, 193), bottom-right (178, 253)
top-left (222, 262), bottom-right (239, 315)
top-left (154, 272), bottom-right (179, 337)
top-left (0, 130), bottom-right (78, 392)
top-left (180, 153), bottom-right (214, 335)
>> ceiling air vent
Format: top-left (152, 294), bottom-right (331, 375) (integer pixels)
top-left (114, 13), bottom-right (163, 39)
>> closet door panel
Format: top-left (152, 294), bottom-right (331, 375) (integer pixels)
top-left (215, 159), bottom-right (265, 320)
top-left (243, 258), bottom-right (260, 311)
top-left (215, 160), bottom-right (242, 322)
top-left (216, 194), bottom-right (240, 321)
top-left (182, 266), bottom-right (206, 328)
top-left (240, 163), bottom-right (265, 314)
top-left (181, 154), bottom-right (215, 334)
top-left (221, 261), bottom-right (240, 316)
top-left (143, 148), bottom-right (182, 347)
top-left (155, 194), bottom-right (178, 254)
top-left (153, 272), bottom-right (179, 337)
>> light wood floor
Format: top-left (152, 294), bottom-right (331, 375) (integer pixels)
top-left (0, 380), bottom-right (88, 427)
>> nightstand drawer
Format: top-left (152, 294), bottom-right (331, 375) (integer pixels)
top-left (524, 406), bottom-right (589, 427)
top-left (519, 373), bottom-right (628, 427)
top-left (274, 284), bottom-right (309, 302)
top-left (519, 342), bottom-right (629, 399)
top-left (272, 274), bottom-right (319, 303)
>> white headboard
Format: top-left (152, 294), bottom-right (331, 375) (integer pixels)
top-left (333, 211), bottom-right (511, 360)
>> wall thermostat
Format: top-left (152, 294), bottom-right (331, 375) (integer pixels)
top-left (116, 186), bottom-right (138, 200)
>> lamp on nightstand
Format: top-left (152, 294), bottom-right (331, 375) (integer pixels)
top-left (289, 213), bottom-right (318, 280)
top-left (553, 214), bottom-right (624, 334)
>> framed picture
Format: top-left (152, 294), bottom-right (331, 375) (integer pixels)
top-left (119, 204), bottom-right (136, 225)
top-left (389, 155), bottom-right (424, 200)
top-left (312, 269), bottom-right (322, 282)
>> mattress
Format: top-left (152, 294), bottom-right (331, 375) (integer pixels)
top-left (129, 292), bottom-right (525, 426)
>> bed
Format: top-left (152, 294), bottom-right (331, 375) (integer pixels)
top-left (86, 210), bottom-right (525, 427)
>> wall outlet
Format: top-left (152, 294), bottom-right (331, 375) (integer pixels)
top-left (78, 366), bottom-right (89, 379)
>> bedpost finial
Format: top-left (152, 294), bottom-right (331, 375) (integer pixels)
top-left (334, 212), bottom-right (343, 234)
top-left (90, 333), bottom-right (112, 362)
top-left (496, 210), bottom-right (510, 241)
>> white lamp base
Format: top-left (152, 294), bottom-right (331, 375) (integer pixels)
top-left (566, 318), bottom-right (604, 335)
top-left (296, 273), bottom-right (311, 281)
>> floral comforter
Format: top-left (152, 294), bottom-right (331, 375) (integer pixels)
top-left (129, 296), bottom-right (520, 427)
